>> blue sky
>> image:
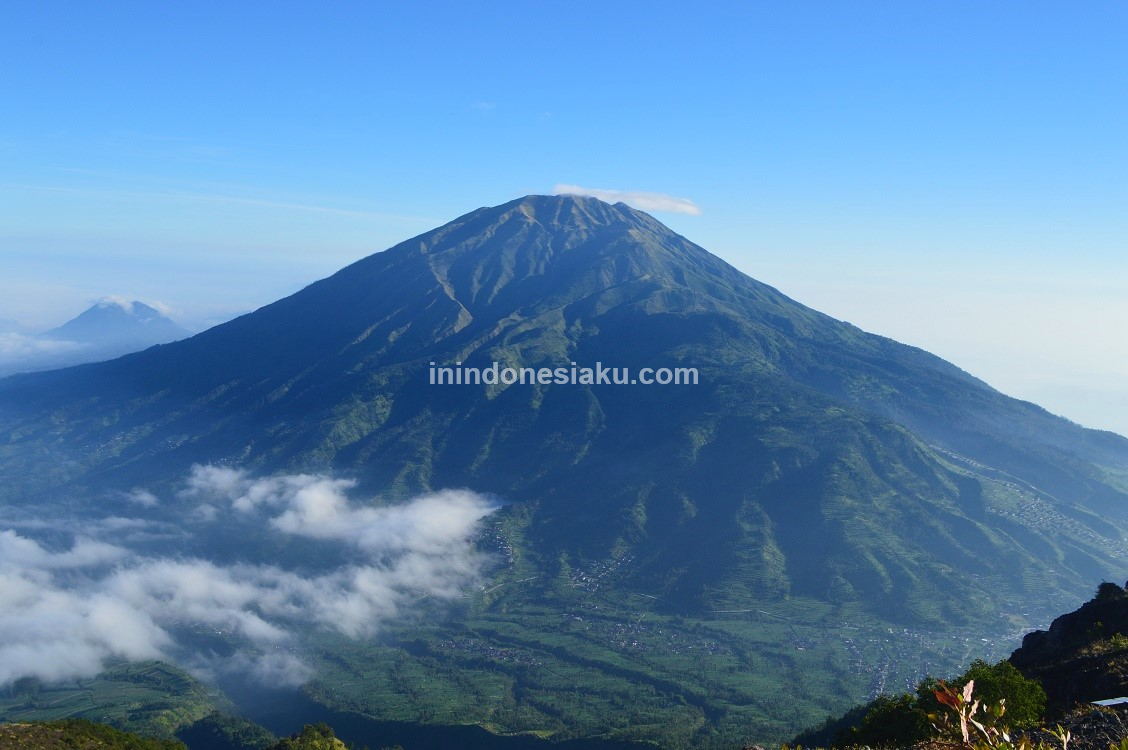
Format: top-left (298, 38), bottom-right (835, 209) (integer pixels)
top-left (2, 2), bottom-right (1126, 434)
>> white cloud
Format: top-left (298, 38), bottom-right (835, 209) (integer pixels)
top-left (98, 295), bottom-right (136, 313)
top-left (182, 464), bottom-right (249, 503)
top-left (552, 184), bottom-right (702, 215)
top-left (0, 530), bottom-right (129, 569)
top-left (180, 465), bottom-right (497, 556)
top-left (0, 467), bottom-right (497, 688)
top-left (146, 300), bottom-right (175, 317)
top-left (0, 319), bottom-right (33, 335)
top-left (95, 297), bottom-right (176, 318)
top-left (192, 651), bottom-right (314, 689)
top-left (0, 332), bottom-right (94, 376)
top-left (0, 514), bottom-right (182, 547)
top-left (0, 332), bottom-right (89, 358)
top-left (124, 489), bottom-right (160, 507)
top-left (0, 548), bottom-right (171, 685)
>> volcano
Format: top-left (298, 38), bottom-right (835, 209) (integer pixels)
top-left (2, 194), bottom-right (1126, 624)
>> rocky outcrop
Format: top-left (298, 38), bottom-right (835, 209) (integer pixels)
top-left (1010, 582), bottom-right (1128, 715)
top-left (1025, 705), bottom-right (1128, 750)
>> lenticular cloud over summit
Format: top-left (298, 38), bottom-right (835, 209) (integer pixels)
top-left (0, 467), bottom-right (496, 687)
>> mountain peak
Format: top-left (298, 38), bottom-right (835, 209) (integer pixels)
top-left (509, 192), bottom-right (639, 218)
top-left (368, 193), bottom-right (747, 325)
top-left (91, 298), bottom-right (163, 320)
top-left (41, 298), bottom-right (191, 345)
top-left (435, 194), bottom-right (656, 246)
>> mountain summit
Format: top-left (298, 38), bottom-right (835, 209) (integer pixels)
top-left (41, 298), bottom-right (191, 347)
top-left (1, 195), bottom-right (1126, 624)
top-left (0, 298), bottom-right (191, 377)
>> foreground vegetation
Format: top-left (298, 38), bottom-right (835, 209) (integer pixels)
top-left (0, 663), bottom-right (280, 750)
top-left (792, 582), bottom-right (1128, 750)
top-left (0, 662), bottom-right (218, 739)
top-left (0, 719), bottom-right (186, 749)
top-left (793, 659), bottom-right (1046, 748)
top-left (0, 720), bottom-right (353, 750)
top-left (265, 723), bottom-right (348, 750)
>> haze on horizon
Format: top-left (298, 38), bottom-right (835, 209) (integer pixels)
top-left (1, 2), bottom-right (1125, 435)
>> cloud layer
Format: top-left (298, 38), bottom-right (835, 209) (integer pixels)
top-left (552, 184), bottom-right (702, 215)
top-left (0, 467), bottom-right (496, 687)
top-left (0, 332), bottom-right (91, 372)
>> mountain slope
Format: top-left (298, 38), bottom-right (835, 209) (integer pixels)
top-left (0, 195), bottom-right (1125, 624)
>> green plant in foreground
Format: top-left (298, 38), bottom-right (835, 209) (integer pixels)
top-left (931, 680), bottom-right (1072, 750)
top-left (932, 679), bottom-right (994, 746)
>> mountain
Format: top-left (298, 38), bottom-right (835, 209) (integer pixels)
top-left (1, 195), bottom-right (1127, 744)
top-left (40, 299), bottom-right (192, 350)
top-left (0, 300), bottom-right (192, 377)
top-left (2, 195), bottom-right (1124, 620)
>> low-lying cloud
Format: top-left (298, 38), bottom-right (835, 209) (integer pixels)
top-left (182, 465), bottom-right (495, 557)
top-left (552, 184), bottom-right (702, 215)
top-left (0, 331), bottom-right (117, 378)
top-left (0, 332), bottom-right (92, 374)
top-left (0, 467), bottom-right (497, 688)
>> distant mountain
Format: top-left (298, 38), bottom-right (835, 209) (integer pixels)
top-left (1, 195), bottom-right (1124, 624)
top-left (0, 299), bottom-right (191, 376)
top-left (41, 299), bottom-right (191, 348)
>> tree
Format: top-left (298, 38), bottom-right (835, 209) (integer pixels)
top-left (959, 659), bottom-right (1046, 729)
top-left (836, 693), bottom-right (931, 748)
top-left (1096, 581), bottom-right (1126, 601)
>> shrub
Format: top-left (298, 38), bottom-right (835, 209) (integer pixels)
top-left (959, 659), bottom-right (1046, 730)
top-left (917, 659), bottom-right (1045, 730)
top-left (835, 693), bottom-right (931, 748)
top-left (1096, 581), bottom-right (1126, 601)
